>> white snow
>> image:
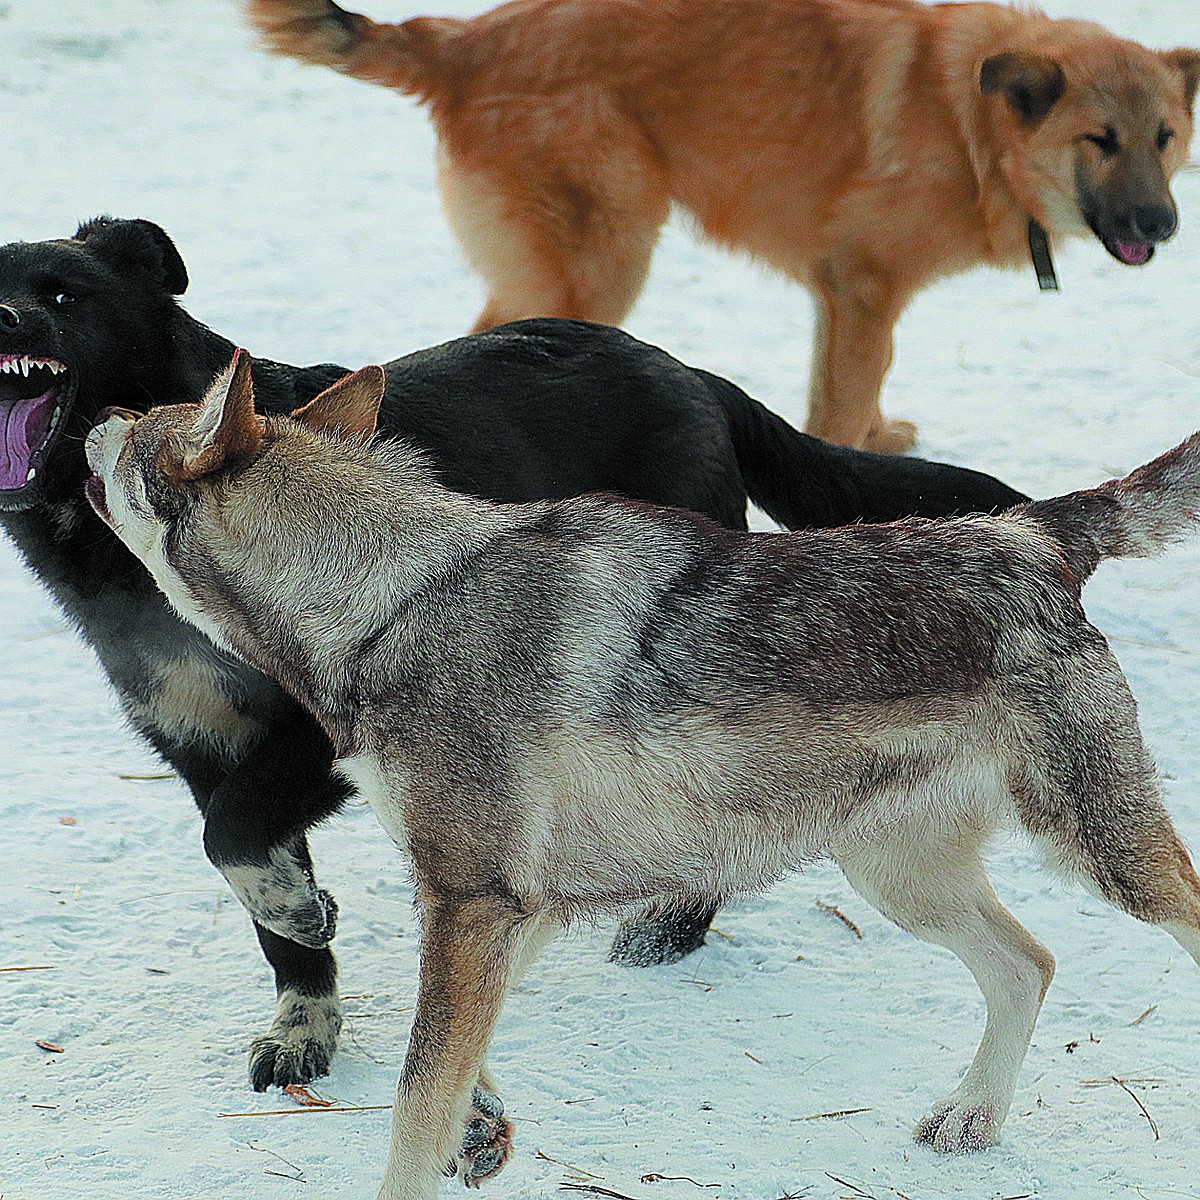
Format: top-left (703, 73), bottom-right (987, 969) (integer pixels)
top-left (2, 2), bottom-right (1199, 1198)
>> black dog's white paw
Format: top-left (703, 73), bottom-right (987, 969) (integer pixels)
top-left (248, 990), bottom-right (342, 1091)
top-left (443, 1087), bottom-right (512, 1188)
top-left (293, 886), bottom-right (339, 948)
top-left (610, 904), bottom-right (712, 967)
top-left (223, 858), bottom-right (339, 949)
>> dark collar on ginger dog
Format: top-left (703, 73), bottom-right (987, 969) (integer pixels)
top-left (1028, 220), bottom-right (1060, 292)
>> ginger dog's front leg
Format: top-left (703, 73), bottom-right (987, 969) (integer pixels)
top-left (376, 893), bottom-right (556, 1200)
top-left (805, 262), bottom-right (913, 453)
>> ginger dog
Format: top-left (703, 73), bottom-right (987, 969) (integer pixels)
top-left (246, 0), bottom-right (1199, 451)
top-left (88, 352), bottom-right (1200, 1197)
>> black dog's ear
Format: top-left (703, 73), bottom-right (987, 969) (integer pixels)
top-left (73, 216), bottom-right (189, 296)
top-left (980, 52), bottom-right (1066, 125)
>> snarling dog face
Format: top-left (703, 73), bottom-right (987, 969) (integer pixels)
top-left (0, 217), bottom-right (188, 509)
top-left (981, 33), bottom-right (1200, 266)
top-left (0, 254), bottom-right (84, 499)
top-left (0, 341), bottom-right (73, 496)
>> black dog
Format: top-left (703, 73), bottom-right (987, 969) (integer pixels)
top-left (0, 216), bottom-right (1027, 1091)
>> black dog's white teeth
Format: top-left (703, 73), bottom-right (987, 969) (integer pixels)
top-left (31, 404), bottom-right (69, 471)
top-left (0, 354), bottom-right (69, 376)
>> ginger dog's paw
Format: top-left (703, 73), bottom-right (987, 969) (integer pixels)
top-left (913, 1098), bottom-right (1000, 1153)
top-left (864, 417), bottom-right (919, 455)
top-left (449, 1087), bottom-right (513, 1187)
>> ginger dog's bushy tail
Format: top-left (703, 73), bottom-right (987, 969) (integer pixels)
top-left (1026, 430), bottom-right (1200, 584)
top-left (245, 0), bottom-right (460, 100)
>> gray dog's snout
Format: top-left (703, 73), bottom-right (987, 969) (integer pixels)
top-left (0, 304), bottom-right (20, 329)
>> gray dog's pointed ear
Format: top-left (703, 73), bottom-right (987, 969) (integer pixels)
top-left (175, 349), bottom-right (264, 481)
top-left (1161, 48), bottom-right (1200, 108)
top-left (290, 365), bottom-right (386, 441)
top-left (980, 52), bottom-right (1066, 125)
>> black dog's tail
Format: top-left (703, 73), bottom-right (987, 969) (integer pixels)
top-left (1023, 431), bottom-right (1200, 585)
top-left (704, 370), bottom-right (1029, 529)
top-left (245, 0), bottom-right (461, 102)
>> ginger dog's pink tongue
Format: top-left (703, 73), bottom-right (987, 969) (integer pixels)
top-left (0, 391), bottom-right (54, 489)
top-left (1116, 239), bottom-right (1152, 265)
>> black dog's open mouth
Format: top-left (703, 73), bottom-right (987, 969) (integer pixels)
top-left (0, 354), bottom-right (75, 491)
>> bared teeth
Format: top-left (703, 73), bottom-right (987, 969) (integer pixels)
top-left (0, 354), bottom-right (69, 376)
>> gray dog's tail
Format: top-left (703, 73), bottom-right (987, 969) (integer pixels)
top-left (245, 0), bottom-right (460, 101)
top-left (1025, 431), bottom-right (1200, 585)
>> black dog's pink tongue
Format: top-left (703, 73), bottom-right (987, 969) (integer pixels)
top-left (1116, 239), bottom-right (1153, 266)
top-left (0, 391), bottom-right (54, 489)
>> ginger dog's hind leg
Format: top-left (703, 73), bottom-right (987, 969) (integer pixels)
top-left (436, 127), bottom-right (669, 331)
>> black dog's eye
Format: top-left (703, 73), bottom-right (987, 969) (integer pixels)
top-left (1157, 124), bottom-right (1176, 152)
top-left (1086, 126), bottom-right (1121, 156)
top-left (51, 292), bottom-right (77, 307)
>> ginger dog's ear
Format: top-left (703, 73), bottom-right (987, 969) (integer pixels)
top-left (980, 52), bottom-right (1066, 125)
top-left (291, 365), bottom-right (386, 441)
top-left (1161, 48), bottom-right (1200, 108)
top-left (175, 349), bottom-right (264, 481)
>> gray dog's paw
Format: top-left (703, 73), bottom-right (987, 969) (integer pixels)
top-left (444, 1086), bottom-right (512, 1188)
top-left (913, 1098), bottom-right (1000, 1153)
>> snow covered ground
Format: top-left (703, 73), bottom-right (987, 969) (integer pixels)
top-left (2, 1), bottom-right (1200, 1198)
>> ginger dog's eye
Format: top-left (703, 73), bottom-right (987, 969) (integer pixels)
top-left (1086, 126), bottom-right (1121, 156)
top-left (1157, 124), bottom-right (1175, 152)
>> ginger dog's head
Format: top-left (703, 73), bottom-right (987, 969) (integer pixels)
top-left (84, 349), bottom-right (386, 663)
top-left (980, 26), bottom-right (1199, 265)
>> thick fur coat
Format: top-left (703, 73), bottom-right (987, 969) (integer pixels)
top-left (87, 356), bottom-right (1200, 1200)
top-left (247, 0), bottom-right (1200, 449)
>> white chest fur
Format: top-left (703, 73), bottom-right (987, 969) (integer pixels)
top-left (336, 753), bottom-right (410, 851)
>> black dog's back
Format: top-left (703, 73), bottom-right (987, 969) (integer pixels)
top-left (369, 319), bottom-right (750, 527)
top-left (368, 319), bottom-right (1028, 530)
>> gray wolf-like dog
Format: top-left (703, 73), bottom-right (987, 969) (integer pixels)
top-left (87, 353), bottom-right (1200, 1199)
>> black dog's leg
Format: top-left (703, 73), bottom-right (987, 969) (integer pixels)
top-left (610, 898), bottom-right (721, 967)
top-left (198, 710), bottom-right (350, 1088)
top-left (209, 823), bottom-right (341, 952)
top-left (248, 924), bottom-right (342, 1091)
